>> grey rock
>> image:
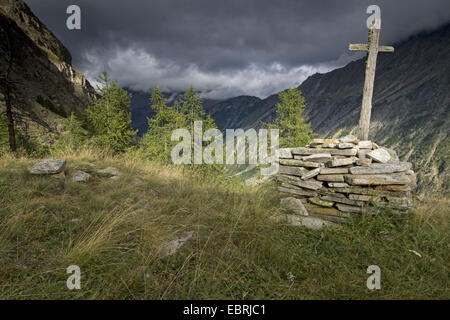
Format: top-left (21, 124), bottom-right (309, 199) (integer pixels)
top-left (358, 140), bottom-right (373, 149)
top-left (320, 167), bottom-right (349, 174)
top-left (317, 174), bottom-right (345, 182)
top-left (345, 173), bottom-right (411, 185)
top-left (321, 194), bottom-right (366, 206)
top-left (349, 194), bottom-right (372, 202)
top-left (279, 165), bottom-right (307, 177)
top-left (312, 139), bottom-right (340, 144)
top-left (280, 159), bottom-right (320, 168)
top-left (72, 170), bottom-right (91, 182)
top-left (302, 153), bottom-right (332, 162)
top-left (30, 159), bottom-right (66, 175)
top-left (292, 178), bottom-right (323, 190)
top-left (357, 148), bottom-right (371, 159)
top-left (161, 231), bottom-right (195, 257)
top-left (367, 148), bottom-right (391, 163)
top-left (339, 135), bottom-right (359, 143)
top-left (326, 157), bottom-right (355, 167)
top-left (356, 158), bottom-right (372, 167)
top-left (349, 162), bottom-right (412, 175)
top-left (278, 186), bottom-right (318, 197)
top-left (277, 148), bottom-right (293, 159)
top-left (292, 147), bottom-right (357, 156)
top-left (309, 197), bottom-right (334, 207)
top-left (338, 143), bottom-right (355, 149)
top-left (301, 168), bottom-right (321, 180)
top-left (336, 203), bottom-right (367, 214)
top-left (281, 197), bottom-right (309, 216)
top-left (327, 182), bottom-right (350, 188)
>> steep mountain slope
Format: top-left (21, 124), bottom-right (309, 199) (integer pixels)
top-left (0, 0), bottom-right (96, 144)
top-left (203, 24), bottom-right (450, 195)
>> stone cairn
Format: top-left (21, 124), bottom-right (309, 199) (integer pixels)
top-left (277, 135), bottom-right (416, 223)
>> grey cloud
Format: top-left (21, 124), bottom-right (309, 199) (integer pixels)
top-left (25, 0), bottom-right (450, 98)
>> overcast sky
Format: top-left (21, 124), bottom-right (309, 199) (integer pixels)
top-left (25, 0), bottom-right (450, 99)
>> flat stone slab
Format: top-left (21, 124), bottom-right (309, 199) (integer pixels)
top-left (292, 147), bottom-right (357, 156)
top-left (357, 149), bottom-right (371, 159)
top-left (281, 159), bottom-right (321, 168)
top-left (301, 153), bottom-right (332, 162)
top-left (312, 139), bottom-right (340, 144)
top-left (348, 194), bottom-right (372, 201)
top-left (333, 186), bottom-right (410, 198)
top-left (327, 182), bottom-right (350, 188)
top-left (30, 159), bottom-right (66, 174)
top-left (356, 158), bottom-right (372, 167)
top-left (339, 135), bottom-right (359, 143)
top-left (279, 165), bottom-right (307, 177)
top-left (309, 197), bottom-right (334, 207)
top-left (278, 186), bottom-right (318, 197)
top-left (317, 174), bottom-right (345, 182)
top-left (292, 179), bottom-right (323, 190)
top-left (338, 143), bottom-right (355, 149)
top-left (277, 148), bottom-right (293, 159)
top-left (349, 162), bottom-right (412, 175)
top-left (345, 173), bottom-right (411, 186)
top-left (358, 140), bottom-right (373, 149)
top-left (161, 231), bottom-right (195, 257)
top-left (374, 185), bottom-right (411, 191)
top-left (320, 167), bottom-right (349, 174)
top-left (336, 203), bottom-right (367, 214)
top-left (281, 197), bottom-right (309, 216)
top-left (326, 157), bottom-right (354, 167)
top-left (321, 194), bottom-right (366, 206)
top-left (301, 168), bottom-right (321, 180)
top-left (72, 170), bottom-right (91, 182)
top-left (367, 148), bottom-right (391, 163)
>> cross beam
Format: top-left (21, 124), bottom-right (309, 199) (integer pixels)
top-left (349, 19), bottom-right (394, 140)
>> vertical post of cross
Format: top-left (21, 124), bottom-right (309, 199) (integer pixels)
top-left (349, 19), bottom-right (394, 140)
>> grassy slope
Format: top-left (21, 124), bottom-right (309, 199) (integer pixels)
top-left (0, 150), bottom-right (448, 299)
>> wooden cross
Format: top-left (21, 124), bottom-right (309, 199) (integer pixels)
top-left (349, 19), bottom-right (394, 140)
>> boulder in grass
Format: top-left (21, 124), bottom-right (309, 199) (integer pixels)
top-left (30, 159), bottom-right (66, 175)
top-left (72, 170), bottom-right (91, 182)
top-left (161, 231), bottom-right (195, 257)
top-left (281, 197), bottom-right (309, 216)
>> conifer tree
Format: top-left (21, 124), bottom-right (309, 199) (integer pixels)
top-left (54, 112), bottom-right (87, 151)
top-left (141, 86), bottom-right (186, 162)
top-left (263, 88), bottom-right (315, 147)
top-left (86, 71), bottom-right (136, 152)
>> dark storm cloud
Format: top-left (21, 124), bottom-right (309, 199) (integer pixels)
top-left (24, 0), bottom-right (450, 98)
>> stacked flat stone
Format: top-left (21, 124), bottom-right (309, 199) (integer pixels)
top-left (277, 135), bottom-right (416, 223)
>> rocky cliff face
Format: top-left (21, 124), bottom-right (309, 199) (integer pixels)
top-left (203, 24), bottom-right (450, 195)
top-left (0, 0), bottom-right (96, 144)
